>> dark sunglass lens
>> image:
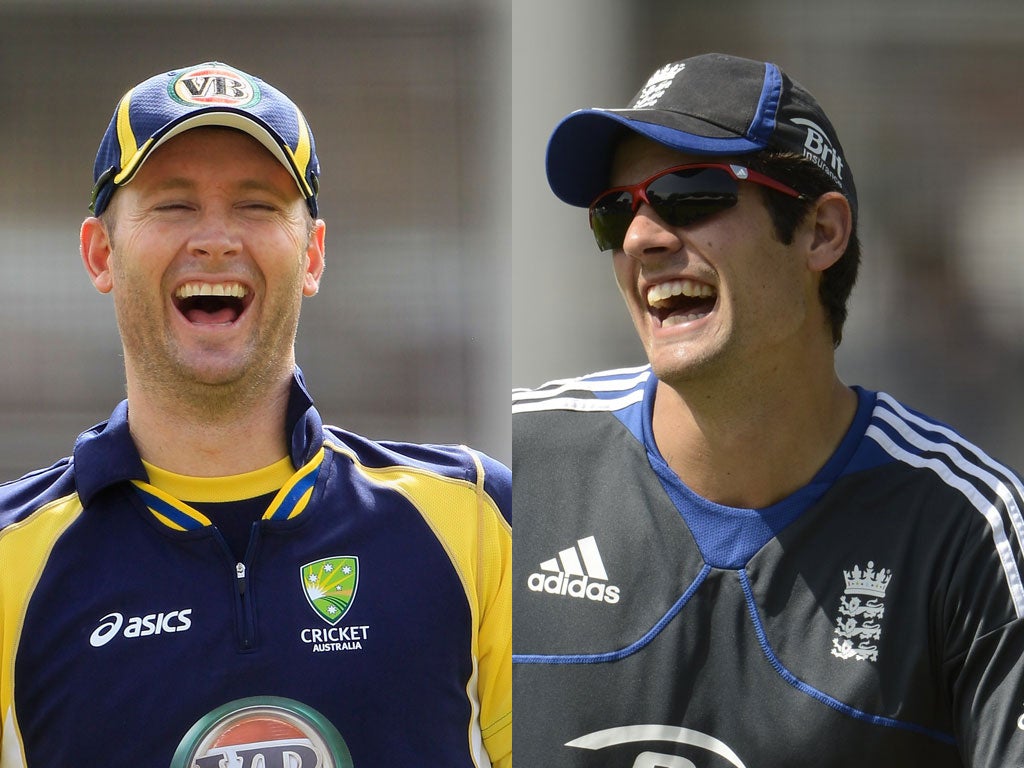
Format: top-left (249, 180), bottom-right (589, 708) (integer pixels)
top-left (651, 167), bottom-right (737, 197)
top-left (590, 191), bottom-right (634, 251)
top-left (658, 196), bottom-right (737, 227)
top-left (647, 168), bottom-right (738, 227)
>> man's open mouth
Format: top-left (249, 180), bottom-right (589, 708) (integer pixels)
top-left (646, 279), bottom-right (717, 328)
top-left (173, 282), bottom-right (251, 325)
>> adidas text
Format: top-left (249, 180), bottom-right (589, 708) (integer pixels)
top-left (527, 572), bottom-right (620, 604)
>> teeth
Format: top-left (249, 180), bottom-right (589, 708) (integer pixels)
top-left (646, 279), bottom-right (715, 308)
top-left (175, 282), bottom-right (248, 300)
top-left (663, 313), bottom-right (706, 327)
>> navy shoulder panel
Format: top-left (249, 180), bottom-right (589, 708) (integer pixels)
top-left (0, 458), bottom-right (77, 529)
top-left (321, 426), bottom-right (511, 526)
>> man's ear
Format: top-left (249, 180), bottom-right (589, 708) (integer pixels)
top-left (81, 217), bottom-right (114, 294)
top-left (303, 219), bottom-right (326, 297)
top-left (805, 192), bottom-right (853, 273)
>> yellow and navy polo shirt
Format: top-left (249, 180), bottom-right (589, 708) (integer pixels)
top-left (0, 370), bottom-right (511, 767)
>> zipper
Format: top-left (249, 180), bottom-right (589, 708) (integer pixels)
top-left (235, 560), bottom-right (256, 650)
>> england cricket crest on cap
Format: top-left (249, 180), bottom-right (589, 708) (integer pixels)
top-left (631, 62), bottom-right (686, 109)
top-left (302, 557), bottom-right (359, 625)
top-left (170, 64), bottom-right (261, 109)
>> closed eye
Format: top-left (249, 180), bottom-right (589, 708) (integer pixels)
top-left (237, 201), bottom-right (283, 216)
top-left (153, 201), bottom-right (197, 213)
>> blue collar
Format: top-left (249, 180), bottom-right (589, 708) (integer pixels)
top-left (73, 368), bottom-right (323, 506)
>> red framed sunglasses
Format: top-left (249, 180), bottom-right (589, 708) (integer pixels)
top-left (588, 163), bottom-right (805, 251)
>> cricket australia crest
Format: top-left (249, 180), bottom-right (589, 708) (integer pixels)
top-left (302, 557), bottom-right (359, 625)
top-left (831, 561), bottom-right (892, 663)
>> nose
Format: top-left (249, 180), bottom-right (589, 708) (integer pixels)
top-left (187, 209), bottom-right (243, 260)
top-left (621, 202), bottom-right (684, 262)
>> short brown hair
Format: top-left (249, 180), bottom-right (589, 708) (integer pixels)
top-left (745, 152), bottom-right (861, 346)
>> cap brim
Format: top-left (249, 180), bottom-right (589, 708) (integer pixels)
top-left (114, 110), bottom-right (311, 200)
top-left (545, 109), bottom-right (767, 207)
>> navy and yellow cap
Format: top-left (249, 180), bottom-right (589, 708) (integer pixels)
top-left (546, 53), bottom-right (857, 219)
top-left (90, 61), bottom-right (320, 217)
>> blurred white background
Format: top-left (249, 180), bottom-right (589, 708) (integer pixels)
top-left (2, 0), bottom-right (1024, 475)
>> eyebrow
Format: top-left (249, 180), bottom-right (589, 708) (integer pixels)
top-left (144, 177), bottom-right (196, 193)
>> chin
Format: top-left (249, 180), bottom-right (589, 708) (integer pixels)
top-left (172, 353), bottom-right (252, 387)
top-left (647, 347), bottom-right (717, 387)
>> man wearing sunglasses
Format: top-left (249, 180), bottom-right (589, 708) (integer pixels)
top-left (0, 62), bottom-right (511, 766)
top-left (513, 52), bottom-right (1024, 767)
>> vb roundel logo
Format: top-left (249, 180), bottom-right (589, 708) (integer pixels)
top-left (302, 557), bottom-right (359, 625)
top-left (172, 696), bottom-right (353, 768)
top-left (170, 64), bottom-right (261, 109)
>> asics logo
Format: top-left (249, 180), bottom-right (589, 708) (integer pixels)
top-left (89, 608), bottom-right (193, 647)
top-left (527, 535), bottom-right (620, 604)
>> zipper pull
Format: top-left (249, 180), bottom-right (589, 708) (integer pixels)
top-left (236, 562), bottom-right (247, 595)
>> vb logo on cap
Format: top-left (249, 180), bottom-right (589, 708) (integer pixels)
top-left (170, 64), bottom-right (261, 109)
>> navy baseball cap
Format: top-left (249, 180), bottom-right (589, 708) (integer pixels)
top-left (546, 53), bottom-right (856, 218)
top-left (90, 61), bottom-right (320, 217)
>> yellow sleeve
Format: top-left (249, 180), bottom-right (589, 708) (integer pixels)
top-left (477, 472), bottom-right (512, 765)
top-left (353, 448), bottom-right (511, 766)
top-left (0, 493), bottom-right (83, 767)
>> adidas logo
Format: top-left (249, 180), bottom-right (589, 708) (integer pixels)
top-left (527, 535), bottom-right (620, 604)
